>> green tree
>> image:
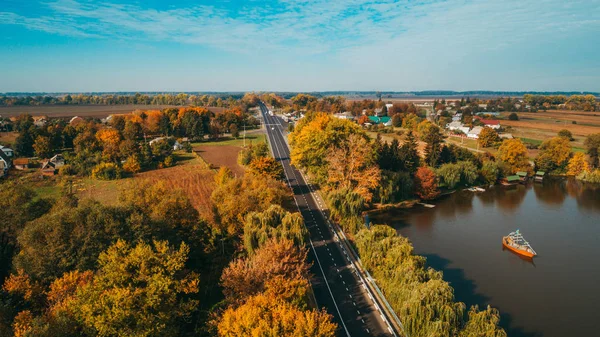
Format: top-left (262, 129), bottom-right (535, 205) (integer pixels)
top-left (459, 305), bottom-right (507, 337)
top-left (421, 124), bottom-right (444, 167)
top-left (73, 240), bottom-right (199, 337)
top-left (14, 129), bottom-right (35, 157)
top-left (243, 205), bottom-right (306, 255)
top-left (557, 129), bottom-right (573, 141)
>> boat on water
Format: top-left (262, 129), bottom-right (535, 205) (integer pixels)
top-left (502, 230), bottom-right (537, 258)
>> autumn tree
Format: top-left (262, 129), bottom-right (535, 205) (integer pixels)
top-left (211, 173), bottom-right (290, 234)
top-left (289, 112), bottom-right (365, 185)
top-left (248, 156), bottom-right (284, 180)
top-left (73, 240), bottom-right (199, 337)
top-left (566, 152), bottom-right (590, 176)
top-left (327, 134), bottom-right (381, 201)
top-left (534, 137), bottom-right (572, 173)
top-left (497, 139), bottom-right (531, 174)
top-left (33, 135), bottom-right (53, 159)
top-left (216, 293), bottom-right (336, 337)
top-left (477, 127), bottom-right (500, 147)
top-left (414, 166), bottom-right (440, 200)
top-left (584, 133), bottom-right (600, 168)
top-left (95, 128), bottom-right (122, 162)
top-left (220, 239), bottom-right (309, 303)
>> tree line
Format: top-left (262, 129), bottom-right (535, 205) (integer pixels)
top-left (5, 107), bottom-right (259, 179)
top-left (0, 93), bottom-right (245, 108)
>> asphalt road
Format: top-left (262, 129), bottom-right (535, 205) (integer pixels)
top-left (259, 104), bottom-right (390, 337)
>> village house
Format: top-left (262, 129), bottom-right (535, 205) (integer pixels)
top-left (33, 116), bottom-right (48, 127)
top-left (374, 108), bottom-right (385, 117)
top-left (368, 116), bottom-right (392, 126)
top-left (40, 154), bottom-right (65, 176)
top-left (0, 145), bottom-right (14, 158)
top-left (385, 103), bottom-right (393, 111)
top-left (475, 117), bottom-right (501, 129)
top-left (467, 126), bottom-right (484, 139)
top-left (149, 137), bottom-right (184, 151)
top-left (69, 116), bottom-right (85, 125)
top-left (333, 111), bottom-right (355, 120)
top-left (13, 158), bottom-right (30, 170)
top-left (446, 121), bottom-right (470, 135)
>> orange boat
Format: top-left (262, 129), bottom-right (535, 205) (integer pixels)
top-left (502, 230), bottom-right (537, 258)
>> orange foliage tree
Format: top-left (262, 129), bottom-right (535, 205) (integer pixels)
top-left (327, 134), bottom-right (381, 202)
top-left (220, 239), bottom-right (310, 303)
top-left (414, 166), bottom-right (440, 200)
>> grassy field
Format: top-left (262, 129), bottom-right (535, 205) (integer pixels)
top-left (190, 133), bottom-right (265, 148)
top-left (0, 105), bottom-right (227, 118)
top-left (500, 110), bottom-right (600, 150)
top-left (22, 151), bottom-right (216, 220)
top-left (0, 131), bottom-right (18, 146)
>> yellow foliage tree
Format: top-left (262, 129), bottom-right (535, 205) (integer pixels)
top-left (216, 293), bottom-right (336, 337)
top-left (327, 134), bottom-right (381, 202)
top-left (567, 152), bottom-right (590, 176)
top-left (497, 139), bottom-right (531, 174)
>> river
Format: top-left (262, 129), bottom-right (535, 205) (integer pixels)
top-left (371, 178), bottom-right (600, 337)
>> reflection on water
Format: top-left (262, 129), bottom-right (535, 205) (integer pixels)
top-left (372, 178), bottom-right (600, 337)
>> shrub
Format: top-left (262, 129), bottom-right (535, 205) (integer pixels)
top-left (577, 169), bottom-right (600, 183)
top-left (508, 113), bottom-right (519, 121)
top-left (91, 162), bottom-right (122, 180)
top-left (558, 129), bottom-right (574, 141)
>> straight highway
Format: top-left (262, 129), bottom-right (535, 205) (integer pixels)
top-left (259, 103), bottom-right (393, 337)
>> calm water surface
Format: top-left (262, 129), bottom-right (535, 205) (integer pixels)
top-left (372, 178), bottom-right (600, 337)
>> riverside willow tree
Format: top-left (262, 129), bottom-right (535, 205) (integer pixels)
top-left (355, 225), bottom-right (506, 337)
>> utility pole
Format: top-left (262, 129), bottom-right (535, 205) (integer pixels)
top-left (243, 124), bottom-right (247, 147)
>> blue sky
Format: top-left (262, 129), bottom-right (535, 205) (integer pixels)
top-left (1, 0), bottom-right (599, 92)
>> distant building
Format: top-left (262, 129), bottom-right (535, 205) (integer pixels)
top-left (476, 117), bottom-right (501, 129)
top-left (69, 116), bottom-right (85, 125)
top-left (446, 121), bottom-right (470, 135)
top-left (33, 116), bottom-right (48, 127)
top-left (333, 111), bottom-right (355, 120)
top-left (374, 108), bottom-right (385, 117)
top-left (385, 103), bottom-right (393, 110)
top-left (368, 116), bottom-right (391, 126)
